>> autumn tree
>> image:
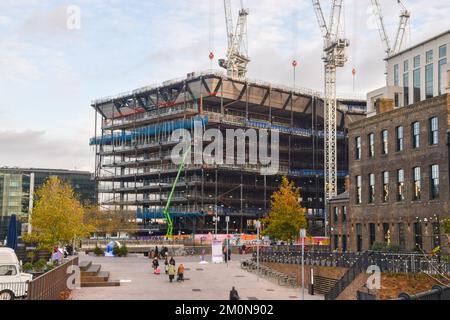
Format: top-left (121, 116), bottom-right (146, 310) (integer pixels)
top-left (262, 176), bottom-right (307, 242)
top-left (443, 219), bottom-right (450, 250)
top-left (24, 177), bottom-right (94, 251)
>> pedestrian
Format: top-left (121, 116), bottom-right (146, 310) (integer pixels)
top-left (177, 264), bottom-right (185, 282)
top-left (223, 247), bottom-right (228, 263)
top-left (168, 263), bottom-right (176, 283)
top-left (169, 257), bottom-right (176, 266)
top-left (200, 249), bottom-right (206, 262)
top-left (229, 287), bottom-right (240, 300)
top-left (155, 246), bottom-right (159, 259)
top-left (152, 257), bottom-right (159, 271)
top-left (164, 256), bottom-right (169, 274)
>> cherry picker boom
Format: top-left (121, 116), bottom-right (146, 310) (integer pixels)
top-left (164, 144), bottom-right (191, 239)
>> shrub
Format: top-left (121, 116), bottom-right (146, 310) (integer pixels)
top-left (34, 258), bottom-right (48, 272)
top-left (371, 242), bottom-right (387, 252)
top-left (23, 262), bottom-right (33, 272)
top-left (93, 246), bottom-right (104, 256)
top-left (112, 245), bottom-right (121, 256)
top-left (120, 245), bottom-right (128, 257)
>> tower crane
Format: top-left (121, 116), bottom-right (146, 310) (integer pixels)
top-left (370, 0), bottom-right (411, 58)
top-left (219, 0), bottom-right (250, 79)
top-left (312, 0), bottom-right (349, 237)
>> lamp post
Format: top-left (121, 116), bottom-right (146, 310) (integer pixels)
top-left (255, 221), bottom-right (261, 282)
top-left (300, 228), bottom-right (307, 300)
top-left (27, 173), bottom-right (35, 235)
top-left (226, 216), bottom-right (230, 268)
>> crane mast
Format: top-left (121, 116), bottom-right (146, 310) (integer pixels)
top-left (219, 0), bottom-right (250, 79)
top-left (312, 0), bottom-right (349, 238)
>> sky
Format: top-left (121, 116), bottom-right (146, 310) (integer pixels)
top-left (0, 0), bottom-right (449, 172)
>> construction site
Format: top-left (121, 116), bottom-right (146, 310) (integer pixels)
top-left (89, 0), bottom-right (368, 237)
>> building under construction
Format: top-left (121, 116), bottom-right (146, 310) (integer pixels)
top-left (90, 71), bottom-right (366, 235)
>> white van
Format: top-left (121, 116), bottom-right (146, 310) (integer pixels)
top-left (0, 248), bottom-right (33, 300)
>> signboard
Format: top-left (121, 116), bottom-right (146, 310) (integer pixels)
top-left (211, 240), bottom-right (223, 264)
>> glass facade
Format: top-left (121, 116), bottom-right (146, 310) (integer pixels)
top-left (394, 64), bottom-right (399, 86)
top-left (425, 63), bottom-right (433, 99)
top-left (413, 68), bottom-right (421, 103)
top-left (403, 73), bottom-right (409, 106)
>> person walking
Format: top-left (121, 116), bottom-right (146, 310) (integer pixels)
top-left (223, 246), bottom-right (228, 263)
top-left (168, 263), bottom-right (176, 283)
top-left (177, 264), bottom-right (185, 282)
top-left (155, 246), bottom-right (159, 259)
top-left (229, 287), bottom-right (240, 300)
top-left (169, 257), bottom-right (176, 266)
top-left (152, 257), bottom-right (159, 271)
top-left (164, 256), bottom-right (169, 275)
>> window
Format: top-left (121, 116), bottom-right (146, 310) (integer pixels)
top-left (396, 126), bottom-right (404, 151)
top-left (429, 117), bottom-right (439, 145)
top-left (342, 206), bottom-right (347, 223)
top-left (438, 58), bottom-right (447, 95)
top-left (413, 68), bottom-right (421, 103)
top-left (414, 55), bottom-right (420, 68)
top-left (398, 223), bottom-right (406, 251)
top-left (0, 265), bottom-right (17, 276)
top-left (412, 167), bottom-right (421, 201)
top-left (397, 169), bottom-right (405, 201)
top-left (439, 44), bottom-right (447, 59)
top-left (414, 222), bottom-right (423, 250)
top-left (404, 60), bottom-right (409, 72)
top-left (333, 207), bottom-right (339, 224)
top-left (369, 174), bottom-right (375, 204)
top-left (342, 235), bottom-right (348, 252)
top-left (382, 171), bottom-right (389, 203)
top-left (412, 122), bottom-right (420, 149)
top-left (356, 224), bottom-right (363, 252)
top-left (425, 63), bottom-right (433, 99)
top-left (368, 133), bottom-right (375, 157)
top-left (369, 224), bottom-right (376, 248)
top-left (430, 164), bottom-right (440, 199)
top-left (355, 137), bottom-right (361, 160)
top-left (381, 130), bottom-right (388, 155)
top-left (333, 235), bottom-right (339, 251)
top-left (356, 176), bottom-right (362, 204)
top-left (426, 50), bottom-right (433, 64)
top-left (403, 73), bottom-right (410, 106)
top-left (394, 64), bottom-right (399, 86)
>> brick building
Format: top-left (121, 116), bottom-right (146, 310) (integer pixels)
top-left (332, 94), bottom-right (450, 253)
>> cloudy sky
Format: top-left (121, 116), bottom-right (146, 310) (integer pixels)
top-left (0, 0), bottom-right (448, 172)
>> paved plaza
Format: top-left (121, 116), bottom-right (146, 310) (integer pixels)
top-left (72, 254), bottom-right (323, 300)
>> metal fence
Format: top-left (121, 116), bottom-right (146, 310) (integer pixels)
top-left (27, 257), bottom-right (78, 301)
top-left (397, 285), bottom-right (450, 300)
top-left (257, 250), bottom-right (450, 275)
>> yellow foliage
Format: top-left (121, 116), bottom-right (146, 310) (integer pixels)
top-left (262, 176), bottom-right (307, 242)
top-left (24, 176), bottom-right (94, 250)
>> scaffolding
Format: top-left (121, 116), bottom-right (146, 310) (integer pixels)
top-left (91, 71), bottom-right (366, 235)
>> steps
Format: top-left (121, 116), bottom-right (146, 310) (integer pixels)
top-left (80, 261), bottom-right (120, 288)
top-left (314, 276), bottom-right (338, 295)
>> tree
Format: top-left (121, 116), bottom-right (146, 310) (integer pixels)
top-left (443, 219), bottom-right (450, 249)
top-left (85, 207), bottom-right (135, 237)
top-left (24, 177), bottom-right (94, 251)
top-left (262, 176), bottom-right (307, 242)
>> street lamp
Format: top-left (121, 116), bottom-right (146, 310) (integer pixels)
top-left (255, 221), bottom-right (261, 282)
top-left (226, 216), bottom-right (230, 268)
top-left (300, 228), bottom-right (307, 301)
